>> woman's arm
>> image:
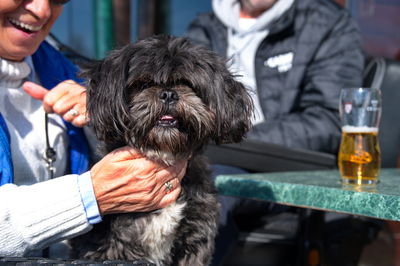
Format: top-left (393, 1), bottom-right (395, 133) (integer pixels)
top-left (0, 146), bottom-right (186, 256)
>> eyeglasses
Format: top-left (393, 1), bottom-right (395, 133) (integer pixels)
top-left (50, 0), bottom-right (71, 5)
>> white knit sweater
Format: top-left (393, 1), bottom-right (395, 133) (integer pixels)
top-left (0, 58), bottom-right (92, 256)
top-left (0, 174), bottom-right (92, 256)
top-left (0, 57), bottom-right (69, 185)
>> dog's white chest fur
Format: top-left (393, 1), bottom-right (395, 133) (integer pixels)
top-left (141, 201), bottom-right (186, 265)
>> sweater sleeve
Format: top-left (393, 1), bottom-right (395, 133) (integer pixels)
top-left (0, 174), bottom-right (92, 256)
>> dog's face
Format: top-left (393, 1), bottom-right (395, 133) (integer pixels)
top-left (83, 35), bottom-right (253, 162)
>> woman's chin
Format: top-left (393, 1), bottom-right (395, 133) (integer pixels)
top-left (0, 45), bottom-right (37, 61)
top-left (0, 27), bottom-right (43, 60)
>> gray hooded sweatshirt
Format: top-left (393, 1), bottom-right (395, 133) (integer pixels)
top-left (212, 0), bottom-right (294, 124)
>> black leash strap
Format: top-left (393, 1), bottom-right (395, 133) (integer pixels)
top-left (43, 113), bottom-right (57, 179)
top-left (42, 113), bottom-right (58, 258)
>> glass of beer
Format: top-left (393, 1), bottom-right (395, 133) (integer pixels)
top-left (338, 87), bottom-right (382, 185)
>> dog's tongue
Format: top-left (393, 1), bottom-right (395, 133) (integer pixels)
top-left (159, 115), bottom-right (178, 127)
top-left (161, 115), bottom-right (174, 121)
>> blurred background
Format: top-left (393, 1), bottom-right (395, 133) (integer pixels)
top-left (51, 0), bottom-right (211, 59)
top-left (51, 0), bottom-right (400, 61)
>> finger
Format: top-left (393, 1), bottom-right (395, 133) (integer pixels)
top-left (71, 103), bottom-right (86, 116)
top-left (163, 177), bottom-right (180, 194)
top-left (43, 86), bottom-right (70, 113)
top-left (174, 160), bottom-right (188, 181)
top-left (63, 114), bottom-right (87, 128)
top-left (52, 88), bottom-right (86, 115)
top-left (108, 146), bottom-right (146, 161)
top-left (69, 112), bottom-right (89, 128)
top-left (62, 103), bottom-right (87, 125)
top-left (151, 176), bottom-right (179, 196)
top-left (54, 97), bottom-right (82, 116)
top-left (44, 80), bottom-right (85, 113)
top-left (22, 81), bottom-right (48, 101)
top-left (157, 160), bottom-right (187, 184)
top-left (158, 185), bottom-right (182, 208)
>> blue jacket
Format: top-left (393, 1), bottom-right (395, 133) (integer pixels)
top-left (0, 41), bottom-right (90, 185)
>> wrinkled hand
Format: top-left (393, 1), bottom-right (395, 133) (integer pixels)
top-left (22, 80), bottom-right (87, 127)
top-left (90, 146), bottom-right (187, 215)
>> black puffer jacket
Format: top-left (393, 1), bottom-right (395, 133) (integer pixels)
top-left (186, 0), bottom-right (364, 154)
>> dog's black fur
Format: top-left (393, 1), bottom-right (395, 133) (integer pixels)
top-left (71, 35), bottom-right (253, 265)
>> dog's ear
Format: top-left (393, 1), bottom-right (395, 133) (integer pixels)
top-left (80, 49), bottom-right (132, 143)
top-left (178, 41), bottom-right (254, 144)
top-left (210, 72), bottom-right (253, 144)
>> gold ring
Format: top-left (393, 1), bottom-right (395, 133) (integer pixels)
top-left (164, 181), bottom-right (173, 192)
top-left (69, 109), bottom-right (79, 116)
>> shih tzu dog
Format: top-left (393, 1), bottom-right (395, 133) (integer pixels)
top-left (71, 35), bottom-right (253, 266)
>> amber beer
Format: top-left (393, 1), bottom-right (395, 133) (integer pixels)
top-left (338, 126), bottom-right (381, 185)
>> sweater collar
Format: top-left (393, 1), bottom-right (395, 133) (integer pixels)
top-left (0, 57), bottom-right (31, 88)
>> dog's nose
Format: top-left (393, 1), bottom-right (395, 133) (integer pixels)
top-left (159, 90), bottom-right (179, 105)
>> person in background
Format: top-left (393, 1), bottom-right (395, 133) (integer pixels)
top-left (186, 0), bottom-right (364, 264)
top-left (0, 0), bottom-right (186, 257)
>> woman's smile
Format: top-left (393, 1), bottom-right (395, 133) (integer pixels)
top-left (0, 0), bottom-right (63, 61)
top-left (7, 17), bottom-right (43, 33)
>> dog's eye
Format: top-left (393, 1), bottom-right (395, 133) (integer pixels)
top-left (129, 80), bottom-right (155, 91)
top-left (140, 82), bottom-right (157, 90)
top-left (175, 80), bottom-right (194, 91)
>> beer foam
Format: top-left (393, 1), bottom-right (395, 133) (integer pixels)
top-left (341, 125), bottom-right (378, 133)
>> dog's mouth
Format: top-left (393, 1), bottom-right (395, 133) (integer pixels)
top-left (157, 115), bottom-right (179, 128)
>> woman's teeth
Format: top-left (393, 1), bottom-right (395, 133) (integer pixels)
top-left (8, 17), bottom-right (41, 32)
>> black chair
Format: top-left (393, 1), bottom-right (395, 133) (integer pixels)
top-left (363, 57), bottom-right (400, 167)
top-left (205, 140), bottom-right (337, 173)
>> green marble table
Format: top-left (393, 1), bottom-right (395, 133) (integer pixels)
top-left (215, 168), bottom-right (400, 221)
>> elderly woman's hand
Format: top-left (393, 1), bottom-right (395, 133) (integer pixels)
top-left (90, 146), bottom-right (187, 215)
top-left (22, 80), bottom-right (87, 127)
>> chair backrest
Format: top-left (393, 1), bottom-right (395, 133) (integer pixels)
top-left (205, 140), bottom-right (336, 173)
top-left (363, 57), bottom-right (400, 167)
